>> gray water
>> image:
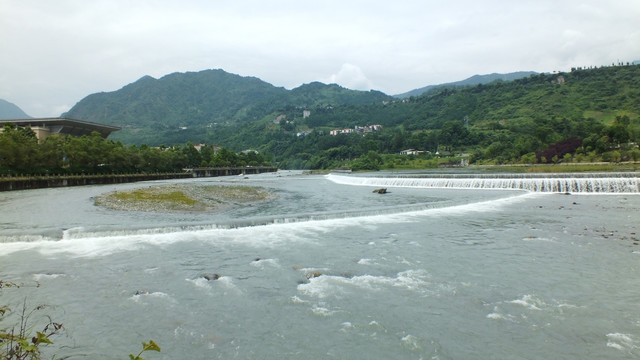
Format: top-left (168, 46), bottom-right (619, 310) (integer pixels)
top-left (1, 171), bottom-right (639, 359)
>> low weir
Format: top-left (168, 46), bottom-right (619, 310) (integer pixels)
top-left (326, 173), bottom-right (640, 194)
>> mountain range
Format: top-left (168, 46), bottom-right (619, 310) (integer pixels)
top-left (394, 71), bottom-right (537, 98)
top-left (60, 69), bottom-right (540, 144)
top-left (2, 64), bottom-right (639, 169)
top-left (4, 66), bottom-right (638, 150)
top-left (0, 69), bottom-right (536, 127)
top-left (59, 69), bottom-right (394, 143)
top-left (0, 99), bottom-right (31, 119)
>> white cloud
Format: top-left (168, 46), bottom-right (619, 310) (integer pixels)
top-left (326, 64), bottom-right (374, 91)
top-left (1, 0), bottom-right (640, 116)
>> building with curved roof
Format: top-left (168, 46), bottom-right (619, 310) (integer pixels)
top-left (0, 117), bottom-right (120, 140)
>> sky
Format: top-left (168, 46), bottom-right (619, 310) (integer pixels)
top-left (2, 0), bottom-right (640, 118)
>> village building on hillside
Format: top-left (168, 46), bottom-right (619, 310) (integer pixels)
top-left (329, 124), bottom-right (382, 136)
top-left (400, 149), bottom-right (425, 155)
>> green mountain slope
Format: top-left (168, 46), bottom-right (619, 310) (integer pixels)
top-left (290, 82), bottom-right (391, 106)
top-left (62, 65), bottom-right (639, 168)
top-left (0, 99), bottom-right (31, 119)
top-left (394, 71), bottom-right (538, 99)
top-left (250, 65), bottom-right (639, 168)
top-left (64, 69), bottom-right (393, 145)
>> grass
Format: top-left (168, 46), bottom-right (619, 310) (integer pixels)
top-left (95, 184), bottom-right (275, 212)
top-left (478, 162), bottom-right (640, 173)
top-left (112, 189), bottom-right (198, 205)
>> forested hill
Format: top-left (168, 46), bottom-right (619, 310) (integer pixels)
top-left (394, 71), bottom-right (537, 98)
top-left (62, 65), bottom-right (639, 169)
top-left (64, 69), bottom-right (393, 144)
top-left (253, 65), bottom-right (639, 168)
top-left (315, 65), bottom-right (640, 133)
top-left (0, 99), bottom-right (30, 119)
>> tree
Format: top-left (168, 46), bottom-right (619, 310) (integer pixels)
top-left (439, 120), bottom-right (469, 152)
top-left (0, 124), bottom-right (39, 172)
top-left (607, 116), bottom-right (631, 145)
top-left (181, 142), bottom-right (202, 168)
top-left (212, 148), bottom-right (239, 167)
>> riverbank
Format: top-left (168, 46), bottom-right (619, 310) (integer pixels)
top-left (0, 173), bottom-right (192, 192)
top-left (472, 162), bottom-right (640, 173)
top-left (94, 183), bottom-right (276, 213)
top-left (0, 167), bottom-right (278, 192)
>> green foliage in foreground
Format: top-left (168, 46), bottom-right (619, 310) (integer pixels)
top-left (1, 280), bottom-right (160, 360)
top-left (1, 280), bottom-right (62, 360)
top-left (129, 340), bottom-right (161, 360)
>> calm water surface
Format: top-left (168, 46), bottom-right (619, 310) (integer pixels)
top-left (1, 171), bottom-right (639, 359)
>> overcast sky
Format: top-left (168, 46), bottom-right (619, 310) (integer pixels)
top-left (2, 0), bottom-right (639, 117)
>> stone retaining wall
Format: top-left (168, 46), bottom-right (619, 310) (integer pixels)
top-left (0, 167), bottom-right (278, 191)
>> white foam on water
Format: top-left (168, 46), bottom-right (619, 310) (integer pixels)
top-left (606, 333), bottom-right (640, 352)
top-left (357, 258), bottom-right (376, 265)
top-left (486, 313), bottom-right (506, 320)
top-left (129, 291), bottom-right (175, 304)
top-left (311, 304), bottom-right (336, 317)
top-left (215, 276), bottom-right (237, 290)
top-left (486, 305), bottom-right (517, 322)
top-left (0, 234), bottom-right (54, 244)
top-left (32, 272), bottom-right (66, 281)
top-left (400, 334), bottom-right (421, 350)
top-left (250, 258), bottom-right (280, 269)
top-left (368, 320), bottom-right (383, 329)
top-left (61, 227), bottom-right (86, 239)
top-left (521, 236), bottom-right (556, 242)
top-left (298, 276), bottom-right (338, 299)
top-left (507, 294), bottom-right (545, 310)
top-left (490, 294), bottom-right (583, 324)
top-left (327, 173), bottom-right (640, 194)
top-left (289, 295), bottom-right (308, 305)
top-left (340, 321), bottom-right (353, 329)
top-left (297, 269), bottom-right (435, 299)
top-left (0, 187), bottom-right (536, 258)
top-left (186, 277), bottom-right (212, 290)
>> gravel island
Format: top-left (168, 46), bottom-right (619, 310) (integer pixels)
top-left (94, 183), bottom-right (276, 213)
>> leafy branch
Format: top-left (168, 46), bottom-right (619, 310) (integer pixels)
top-left (129, 340), bottom-right (161, 360)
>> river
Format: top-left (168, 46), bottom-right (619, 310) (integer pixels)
top-left (1, 171), bottom-right (639, 359)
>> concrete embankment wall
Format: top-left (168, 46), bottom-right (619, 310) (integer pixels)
top-left (0, 167), bottom-right (278, 192)
top-left (190, 167), bottom-right (278, 177)
top-left (0, 173), bottom-right (192, 192)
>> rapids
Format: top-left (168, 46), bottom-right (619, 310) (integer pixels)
top-left (1, 171), bottom-right (639, 359)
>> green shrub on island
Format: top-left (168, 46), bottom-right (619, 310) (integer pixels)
top-left (95, 184), bottom-right (276, 212)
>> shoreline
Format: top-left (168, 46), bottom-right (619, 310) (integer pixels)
top-left (0, 167), bottom-right (278, 192)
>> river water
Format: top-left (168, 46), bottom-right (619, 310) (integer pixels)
top-left (1, 171), bottom-right (639, 359)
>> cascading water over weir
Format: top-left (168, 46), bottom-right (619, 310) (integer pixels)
top-left (326, 172), bottom-right (640, 194)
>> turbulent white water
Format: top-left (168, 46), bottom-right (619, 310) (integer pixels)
top-left (327, 172), bottom-right (640, 193)
top-left (1, 171), bottom-right (639, 359)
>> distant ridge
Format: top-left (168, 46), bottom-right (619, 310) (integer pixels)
top-left (64, 68), bottom-right (393, 144)
top-left (394, 71), bottom-right (538, 99)
top-left (0, 99), bottom-right (31, 119)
